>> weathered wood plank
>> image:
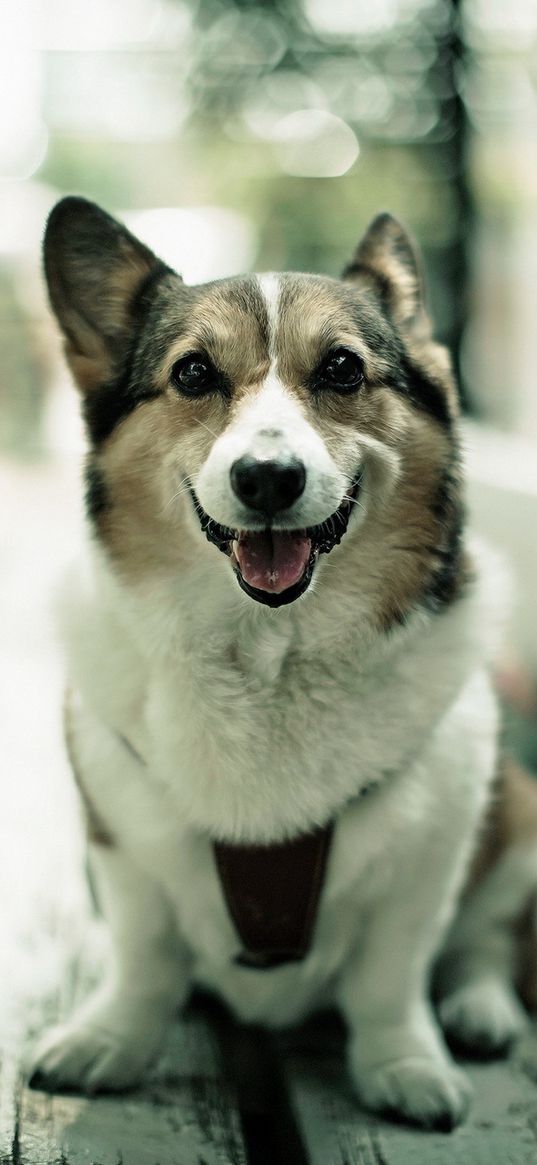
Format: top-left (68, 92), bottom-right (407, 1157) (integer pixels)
top-left (1, 1009), bottom-right (248, 1165)
top-left (279, 1018), bottom-right (537, 1165)
top-left (0, 911), bottom-right (248, 1165)
top-left (1, 1000), bottom-right (248, 1165)
top-left (14, 1011), bottom-right (247, 1165)
top-left (0, 1060), bottom-right (23, 1165)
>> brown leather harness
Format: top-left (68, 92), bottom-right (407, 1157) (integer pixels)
top-left (214, 824), bottom-right (333, 969)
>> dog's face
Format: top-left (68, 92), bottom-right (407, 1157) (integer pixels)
top-left (45, 198), bottom-right (464, 622)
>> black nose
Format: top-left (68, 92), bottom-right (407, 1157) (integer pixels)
top-left (230, 455), bottom-right (306, 517)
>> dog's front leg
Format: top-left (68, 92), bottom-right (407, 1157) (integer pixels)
top-left (338, 853), bottom-right (473, 1130)
top-left (29, 845), bottom-right (188, 1094)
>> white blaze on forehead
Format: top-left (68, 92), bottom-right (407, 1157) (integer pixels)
top-left (234, 378), bottom-right (306, 451)
top-left (257, 273), bottom-right (280, 359)
top-left (195, 275), bottom-right (352, 528)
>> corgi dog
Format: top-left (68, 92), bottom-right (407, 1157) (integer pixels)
top-left (29, 197), bottom-right (537, 1130)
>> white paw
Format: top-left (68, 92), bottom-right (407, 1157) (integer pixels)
top-left (351, 1051), bottom-right (472, 1130)
top-left (439, 980), bottom-right (528, 1057)
top-left (28, 994), bottom-right (168, 1094)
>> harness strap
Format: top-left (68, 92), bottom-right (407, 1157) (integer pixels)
top-left (107, 725), bottom-right (338, 971)
top-left (213, 824), bottom-right (333, 970)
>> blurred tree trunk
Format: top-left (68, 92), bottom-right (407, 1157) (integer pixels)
top-left (438, 0), bottom-right (473, 409)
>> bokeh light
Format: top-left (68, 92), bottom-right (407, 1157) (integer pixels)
top-left (126, 206), bottom-right (256, 282)
top-left (0, 0), bottom-right (536, 453)
top-left (270, 110), bottom-right (359, 177)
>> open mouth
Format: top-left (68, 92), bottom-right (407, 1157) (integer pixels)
top-left (189, 474), bottom-right (363, 608)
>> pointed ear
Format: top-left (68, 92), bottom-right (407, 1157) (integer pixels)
top-left (342, 213), bottom-right (428, 335)
top-left (44, 196), bottom-right (171, 391)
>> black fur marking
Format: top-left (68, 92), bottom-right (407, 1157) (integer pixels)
top-left (390, 356), bottom-right (453, 429)
top-left (84, 459), bottom-right (108, 520)
top-left (423, 462), bottom-right (466, 611)
top-left (347, 308), bottom-right (452, 428)
top-left (380, 605), bottom-right (410, 634)
top-left (83, 378), bottom-right (162, 446)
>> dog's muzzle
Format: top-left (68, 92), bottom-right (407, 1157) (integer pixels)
top-left (189, 467), bottom-right (363, 608)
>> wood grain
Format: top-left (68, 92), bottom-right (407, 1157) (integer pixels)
top-left (2, 1000), bottom-right (248, 1165)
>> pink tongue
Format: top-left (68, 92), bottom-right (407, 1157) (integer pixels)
top-left (235, 530), bottom-right (312, 593)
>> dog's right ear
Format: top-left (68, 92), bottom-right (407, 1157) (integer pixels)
top-left (342, 213), bottom-right (429, 337)
top-left (44, 197), bottom-right (172, 392)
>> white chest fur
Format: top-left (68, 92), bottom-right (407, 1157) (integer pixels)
top-left (60, 539), bottom-right (500, 1026)
top-left (138, 562), bottom-right (498, 844)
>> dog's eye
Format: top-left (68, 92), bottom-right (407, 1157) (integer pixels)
top-left (318, 349), bottom-right (365, 392)
top-left (170, 354), bottom-right (217, 396)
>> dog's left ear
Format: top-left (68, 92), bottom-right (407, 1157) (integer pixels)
top-left (44, 196), bottom-right (172, 392)
top-left (343, 213), bottom-right (429, 335)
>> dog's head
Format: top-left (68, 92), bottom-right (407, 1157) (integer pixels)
top-left (44, 197), bottom-right (465, 623)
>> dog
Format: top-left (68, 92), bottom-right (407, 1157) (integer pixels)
top-left (29, 196), bottom-right (537, 1130)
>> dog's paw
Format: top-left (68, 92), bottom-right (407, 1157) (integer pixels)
top-left (351, 1051), bottom-right (472, 1130)
top-left (29, 1024), bottom-right (146, 1093)
top-left (439, 980), bottom-right (528, 1058)
top-left (28, 996), bottom-right (167, 1094)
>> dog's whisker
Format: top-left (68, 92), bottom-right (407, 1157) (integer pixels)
top-left (164, 484), bottom-right (190, 507)
top-left (343, 494), bottom-right (365, 515)
top-left (195, 419), bottom-right (220, 441)
top-left (162, 480), bottom-right (192, 514)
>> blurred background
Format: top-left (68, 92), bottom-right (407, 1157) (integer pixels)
top-left (3, 0), bottom-right (537, 451)
top-left (1, 0), bottom-right (537, 961)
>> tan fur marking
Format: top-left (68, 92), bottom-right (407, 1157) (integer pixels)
top-left (95, 392), bottom-right (222, 582)
top-left (467, 756), bottom-right (537, 1010)
top-left (67, 349), bottom-right (107, 393)
top-left (309, 392), bottom-right (461, 626)
top-left (276, 279), bottom-right (393, 389)
top-left (468, 758), bottom-right (537, 888)
top-left (157, 283), bottom-right (270, 394)
top-left (57, 232), bottom-right (161, 394)
top-left (106, 246), bottom-right (156, 331)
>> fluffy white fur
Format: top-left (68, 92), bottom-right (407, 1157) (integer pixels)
top-left (30, 270), bottom-right (530, 1131)
top-left (32, 514), bottom-right (505, 1121)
